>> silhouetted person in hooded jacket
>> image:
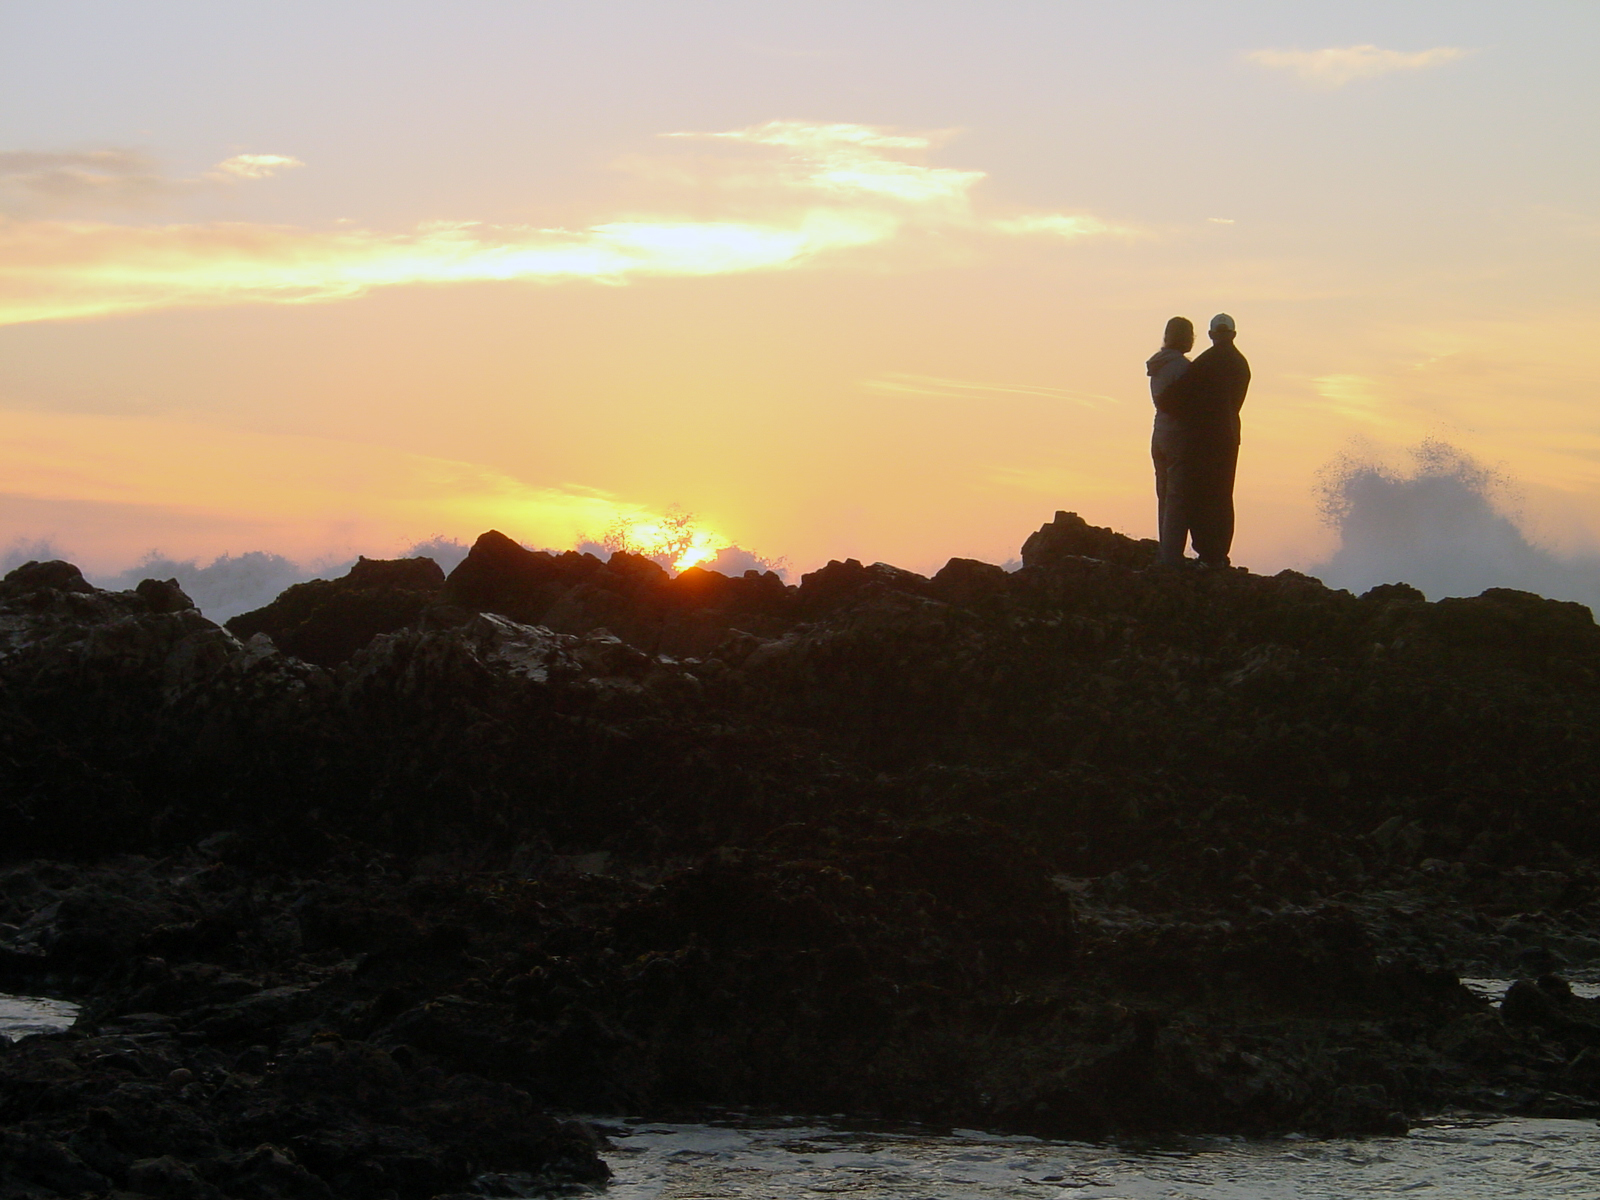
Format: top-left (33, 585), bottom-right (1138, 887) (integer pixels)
top-left (1147, 316), bottom-right (1194, 563)
top-left (1153, 313), bottom-right (1250, 567)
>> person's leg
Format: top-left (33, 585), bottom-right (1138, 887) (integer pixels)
top-left (1152, 429), bottom-right (1171, 552)
top-left (1159, 439), bottom-right (1198, 566)
top-left (1192, 442), bottom-right (1239, 567)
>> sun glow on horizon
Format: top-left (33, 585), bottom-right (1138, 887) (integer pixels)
top-left (589, 508), bottom-right (733, 574)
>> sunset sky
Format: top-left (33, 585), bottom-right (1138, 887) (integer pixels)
top-left (2, 2), bottom-right (1597, 578)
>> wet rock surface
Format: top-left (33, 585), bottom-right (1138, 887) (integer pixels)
top-left (6, 512), bottom-right (1600, 1191)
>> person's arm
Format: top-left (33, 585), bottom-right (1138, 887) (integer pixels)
top-left (1157, 352), bottom-right (1209, 417)
top-left (1232, 355), bottom-right (1251, 413)
top-left (1149, 353), bottom-right (1189, 404)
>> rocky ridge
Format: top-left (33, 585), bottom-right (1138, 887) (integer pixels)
top-left (5, 511), bottom-right (1600, 1195)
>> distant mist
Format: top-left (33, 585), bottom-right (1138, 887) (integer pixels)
top-left (1311, 439), bottom-right (1600, 613)
top-left (94, 550), bottom-right (330, 624)
top-left (0, 535), bottom-right (478, 624)
top-left (3, 531), bottom-right (785, 624)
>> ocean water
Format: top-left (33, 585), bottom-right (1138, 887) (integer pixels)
top-left (0, 991), bottom-right (78, 1041)
top-left (5, 991), bottom-right (1597, 1196)
top-left (569, 980), bottom-right (1600, 1196)
top-left (1463, 978), bottom-right (1600, 1003)
top-left (582, 1116), bottom-right (1600, 1199)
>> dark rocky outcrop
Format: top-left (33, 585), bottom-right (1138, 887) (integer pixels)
top-left (135, 577), bottom-right (196, 614)
top-left (441, 530), bottom-right (793, 657)
top-left (1020, 510), bottom-right (1159, 570)
top-left (226, 556), bottom-right (447, 667)
top-left (0, 559), bottom-right (96, 598)
top-left (441, 530), bottom-right (603, 625)
top-left (7, 511), bottom-right (1600, 1190)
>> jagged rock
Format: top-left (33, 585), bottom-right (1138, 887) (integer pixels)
top-left (930, 557), bottom-right (1011, 608)
top-left (1361, 581), bottom-right (1427, 604)
top-left (128, 1153), bottom-right (224, 1200)
top-left (441, 531), bottom-right (793, 656)
top-left (7, 513), bottom-right (1600, 1147)
top-left (343, 556), bottom-right (444, 591)
top-left (137, 577), bottom-right (197, 613)
top-left (0, 1128), bottom-right (112, 1195)
top-left (1020, 510), bottom-right (1158, 570)
top-left (0, 559), bottom-right (95, 596)
top-left (442, 530), bottom-right (604, 624)
top-left (797, 558), bottom-right (931, 615)
top-left (203, 1144), bottom-right (335, 1200)
top-left (1501, 975), bottom-right (1600, 1042)
top-left (226, 556), bottom-right (446, 668)
top-left (1425, 587), bottom-right (1598, 655)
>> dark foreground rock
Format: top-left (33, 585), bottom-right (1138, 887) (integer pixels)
top-left (6, 510), bottom-right (1600, 1191)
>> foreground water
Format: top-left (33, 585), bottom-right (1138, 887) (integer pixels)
top-left (6, 992), bottom-right (1598, 1196)
top-left (0, 991), bottom-right (78, 1041)
top-left (576, 981), bottom-right (1600, 1197)
top-left (577, 1116), bottom-right (1600, 1199)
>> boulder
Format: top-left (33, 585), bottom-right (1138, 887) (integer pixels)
top-left (442, 530), bottom-right (602, 624)
top-left (137, 577), bottom-right (197, 614)
top-left (930, 557), bottom-right (1011, 608)
top-left (798, 558), bottom-right (932, 615)
top-left (1020, 511), bottom-right (1158, 570)
top-left (226, 556), bottom-right (446, 667)
top-left (1, 559), bottom-right (95, 596)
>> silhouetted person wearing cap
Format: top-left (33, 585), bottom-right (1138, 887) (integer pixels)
top-left (1147, 316), bottom-right (1194, 565)
top-left (1154, 313), bottom-right (1250, 567)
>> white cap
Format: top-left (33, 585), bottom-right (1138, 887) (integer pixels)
top-left (1210, 312), bottom-right (1236, 332)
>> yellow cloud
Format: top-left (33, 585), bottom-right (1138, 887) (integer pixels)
top-left (668, 120), bottom-right (983, 208)
top-left (0, 122), bottom-right (1139, 326)
top-left (860, 372), bottom-right (1117, 408)
top-left (990, 213), bottom-right (1144, 240)
top-left (1312, 374), bottom-right (1391, 423)
top-left (1248, 45), bottom-right (1472, 88)
top-left (212, 154), bottom-right (304, 180)
top-left (0, 210), bottom-right (892, 325)
top-left (675, 120), bottom-right (935, 152)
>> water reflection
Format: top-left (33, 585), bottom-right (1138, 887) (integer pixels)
top-left (0, 992), bottom-right (79, 1041)
top-left (1463, 978), bottom-right (1600, 1004)
top-left (584, 1114), bottom-right (1600, 1198)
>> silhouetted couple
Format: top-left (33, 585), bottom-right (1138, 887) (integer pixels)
top-left (1147, 313), bottom-right (1251, 568)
